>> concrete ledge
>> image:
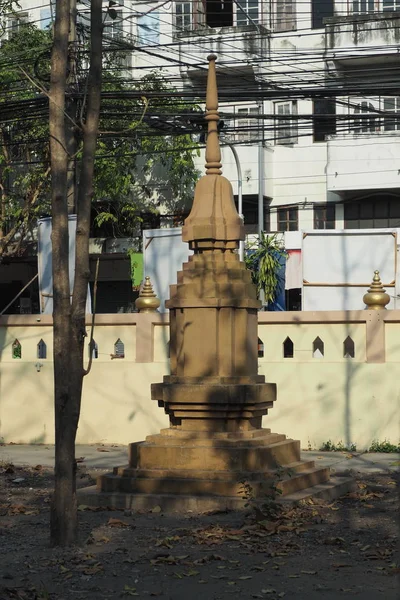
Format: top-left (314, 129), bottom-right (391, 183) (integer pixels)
top-left (77, 486), bottom-right (247, 513)
top-left (77, 476), bottom-right (355, 514)
top-left (280, 476), bottom-right (357, 504)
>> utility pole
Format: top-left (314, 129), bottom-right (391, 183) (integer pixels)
top-left (225, 143), bottom-right (244, 261)
top-left (257, 97), bottom-right (264, 239)
top-left (66, 0), bottom-right (78, 214)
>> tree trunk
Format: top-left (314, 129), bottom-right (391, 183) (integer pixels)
top-left (49, 0), bottom-right (75, 547)
top-left (49, 0), bottom-right (103, 546)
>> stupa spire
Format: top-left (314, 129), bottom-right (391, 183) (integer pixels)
top-left (205, 54), bottom-right (222, 175)
top-left (182, 53), bottom-right (244, 249)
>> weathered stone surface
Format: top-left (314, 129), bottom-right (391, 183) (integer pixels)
top-left (86, 54), bottom-right (354, 512)
top-left (79, 475), bottom-right (356, 513)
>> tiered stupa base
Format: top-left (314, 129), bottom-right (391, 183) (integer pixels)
top-left (78, 428), bottom-right (355, 512)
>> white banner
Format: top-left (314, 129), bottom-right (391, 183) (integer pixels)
top-left (37, 216), bottom-right (92, 314)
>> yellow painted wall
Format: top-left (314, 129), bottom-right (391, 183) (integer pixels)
top-left (0, 314), bottom-right (399, 449)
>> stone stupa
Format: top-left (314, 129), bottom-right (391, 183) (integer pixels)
top-left (81, 55), bottom-right (354, 511)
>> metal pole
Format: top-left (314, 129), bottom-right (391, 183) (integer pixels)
top-left (257, 100), bottom-right (264, 239)
top-left (226, 143), bottom-right (244, 261)
top-left (257, 100), bottom-right (265, 308)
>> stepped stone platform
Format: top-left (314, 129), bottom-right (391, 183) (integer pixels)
top-left (78, 428), bottom-right (355, 512)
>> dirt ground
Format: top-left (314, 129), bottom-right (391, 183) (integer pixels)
top-left (0, 461), bottom-right (398, 600)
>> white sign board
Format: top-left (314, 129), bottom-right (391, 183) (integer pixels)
top-left (302, 229), bottom-right (397, 311)
top-left (37, 216), bottom-right (92, 314)
top-left (143, 227), bottom-right (192, 312)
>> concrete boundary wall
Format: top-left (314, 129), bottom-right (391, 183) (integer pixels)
top-left (0, 311), bottom-right (399, 448)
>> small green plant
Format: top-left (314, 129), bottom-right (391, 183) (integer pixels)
top-left (245, 232), bottom-right (287, 305)
top-left (368, 439), bottom-right (400, 453)
top-left (320, 440), bottom-right (357, 452)
top-left (127, 248), bottom-right (142, 292)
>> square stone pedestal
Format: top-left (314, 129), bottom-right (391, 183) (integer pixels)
top-left (78, 428), bottom-right (355, 512)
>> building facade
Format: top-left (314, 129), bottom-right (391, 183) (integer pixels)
top-left (2, 1), bottom-right (399, 310)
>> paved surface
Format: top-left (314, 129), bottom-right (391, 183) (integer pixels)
top-left (1, 443), bottom-right (399, 473)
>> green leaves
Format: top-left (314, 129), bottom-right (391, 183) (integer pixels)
top-left (245, 233), bottom-right (287, 305)
top-left (0, 18), bottom-right (200, 253)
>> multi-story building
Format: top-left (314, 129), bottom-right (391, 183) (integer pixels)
top-left (1, 0), bottom-right (399, 310)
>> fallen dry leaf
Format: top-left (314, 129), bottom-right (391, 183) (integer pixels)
top-left (301, 570), bottom-right (317, 575)
top-left (107, 517), bottom-right (130, 528)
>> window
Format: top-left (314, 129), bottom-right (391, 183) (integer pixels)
top-left (275, 101), bottom-right (298, 145)
top-left (113, 339), bottom-right (125, 358)
top-left (352, 0), bottom-right (374, 13)
top-left (175, 0), bottom-right (260, 31)
top-left (104, 9), bottom-right (123, 39)
top-left (137, 11), bottom-right (160, 44)
top-left (278, 207), bottom-right (298, 231)
top-left (275, 0), bottom-right (296, 32)
top-left (350, 97), bottom-right (400, 133)
top-left (343, 336), bottom-right (355, 359)
top-left (12, 339), bottom-right (22, 359)
top-left (236, 0), bottom-right (259, 25)
top-left (313, 99), bottom-right (336, 141)
top-left (314, 204), bottom-right (335, 229)
top-left (312, 0), bottom-right (333, 28)
top-left (37, 339), bottom-right (47, 359)
top-left (383, 97), bottom-right (400, 132)
top-left (236, 195), bottom-right (270, 234)
top-left (382, 0), bottom-right (400, 10)
top-left (283, 337), bottom-right (294, 358)
top-left (313, 337), bottom-right (324, 358)
top-left (353, 101), bottom-right (377, 133)
top-left (9, 12), bottom-right (29, 33)
top-left (40, 8), bottom-right (52, 30)
top-left (175, 2), bottom-right (192, 30)
top-left (236, 107), bottom-right (259, 142)
top-left (206, 0), bottom-right (233, 27)
top-left (344, 196), bottom-right (400, 229)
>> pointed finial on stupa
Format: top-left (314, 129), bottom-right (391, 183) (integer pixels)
top-left (205, 54), bottom-right (222, 176)
top-left (363, 270), bottom-right (390, 310)
top-left (182, 54), bottom-right (244, 248)
top-left (135, 276), bottom-right (160, 313)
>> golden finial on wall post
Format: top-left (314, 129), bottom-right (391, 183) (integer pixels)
top-left (205, 54), bottom-right (222, 176)
top-left (135, 276), bottom-right (160, 313)
top-left (363, 270), bottom-right (390, 310)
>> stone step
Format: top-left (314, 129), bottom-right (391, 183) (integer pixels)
top-left (279, 476), bottom-right (357, 505)
top-left (277, 467), bottom-right (331, 495)
top-left (100, 463), bottom-right (327, 498)
top-left (144, 432), bottom-right (287, 448)
top-left (79, 474), bottom-right (356, 513)
top-left (134, 438), bottom-right (301, 471)
top-left (80, 486), bottom-right (247, 512)
top-left (113, 459), bottom-right (316, 480)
